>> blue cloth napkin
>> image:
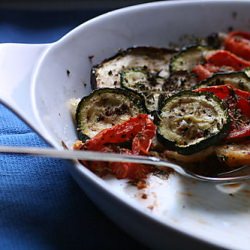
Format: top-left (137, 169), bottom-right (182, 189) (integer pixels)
top-left (0, 9), bottom-right (147, 250)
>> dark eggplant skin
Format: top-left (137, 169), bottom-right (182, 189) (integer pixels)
top-left (91, 46), bottom-right (178, 90)
top-left (156, 91), bottom-right (231, 155)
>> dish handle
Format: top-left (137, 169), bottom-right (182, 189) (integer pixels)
top-left (0, 43), bottom-right (49, 140)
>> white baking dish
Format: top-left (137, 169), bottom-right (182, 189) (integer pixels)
top-left (1, 1), bottom-right (250, 249)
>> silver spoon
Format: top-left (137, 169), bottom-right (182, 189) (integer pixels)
top-left (0, 145), bottom-right (249, 184)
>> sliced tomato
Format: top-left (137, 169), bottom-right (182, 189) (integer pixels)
top-left (84, 114), bottom-right (154, 151)
top-left (206, 50), bottom-right (250, 71)
top-left (194, 84), bottom-right (232, 99)
top-left (193, 50), bottom-right (250, 81)
top-left (192, 64), bottom-right (213, 81)
top-left (132, 117), bottom-right (156, 155)
top-left (110, 161), bottom-right (153, 180)
top-left (224, 31), bottom-right (250, 60)
top-left (228, 124), bottom-right (250, 140)
top-left (227, 31), bottom-right (250, 40)
top-left (83, 114), bottom-right (156, 180)
top-left (108, 148), bottom-right (132, 179)
top-left (234, 88), bottom-right (250, 117)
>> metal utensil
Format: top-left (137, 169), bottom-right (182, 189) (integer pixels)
top-left (0, 146), bottom-right (249, 184)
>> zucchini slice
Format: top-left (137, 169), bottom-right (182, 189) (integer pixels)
top-left (76, 88), bottom-right (147, 140)
top-left (120, 67), bottom-right (165, 111)
top-left (120, 67), bottom-right (151, 92)
top-left (162, 71), bottom-right (198, 97)
top-left (170, 46), bottom-right (214, 73)
top-left (157, 91), bottom-right (230, 155)
top-left (196, 71), bottom-right (250, 91)
top-left (158, 72), bottom-right (198, 111)
top-left (91, 46), bottom-right (176, 89)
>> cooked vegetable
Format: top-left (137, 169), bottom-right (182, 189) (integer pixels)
top-left (244, 68), bottom-right (250, 77)
top-left (196, 71), bottom-right (250, 91)
top-left (162, 71), bottom-right (198, 97)
top-left (193, 47), bottom-right (250, 81)
top-left (170, 46), bottom-right (213, 73)
top-left (192, 63), bottom-right (226, 81)
top-left (76, 88), bottom-right (147, 141)
top-left (158, 71), bottom-right (198, 109)
top-left (224, 31), bottom-right (250, 60)
top-left (215, 142), bottom-right (250, 167)
top-left (191, 49), bottom-right (250, 81)
top-left (206, 50), bottom-right (250, 70)
top-left (196, 85), bottom-right (250, 141)
top-left (157, 91), bottom-right (230, 155)
top-left (194, 84), bottom-right (233, 99)
top-left (82, 114), bottom-right (157, 179)
top-left (91, 46), bottom-right (176, 89)
top-left (120, 67), bottom-right (165, 111)
top-left (75, 29), bottom-right (250, 181)
top-left (163, 146), bottom-right (215, 163)
top-left (120, 67), bottom-right (150, 91)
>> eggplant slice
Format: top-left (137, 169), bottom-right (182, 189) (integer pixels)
top-left (120, 66), bottom-right (166, 111)
top-left (91, 46), bottom-right (177, 90)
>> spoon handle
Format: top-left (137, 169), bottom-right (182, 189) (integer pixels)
top-left (0, 145), bottom-right (189, 175)
top-left (0, 145), bottom-right (162, 165)
top-left (1, 145), bottom-right (249, 184)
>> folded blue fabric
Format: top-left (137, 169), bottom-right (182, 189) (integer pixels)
top-left (0, 10), bottom-right (146, 250)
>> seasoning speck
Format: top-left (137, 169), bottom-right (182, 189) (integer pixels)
top-left (232, 11), bottom-right (237, 19)
top-left (61, 141), bottom-right (68, 149)
top-left (88, 55), bottom-right (94, 63)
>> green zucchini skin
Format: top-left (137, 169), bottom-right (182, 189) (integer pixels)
top-left (195, 71), bottom-right (250, 91)
top-left (91, 46), bottom-right (177, 90)
top-left (169, 45), bottom-right (214, 73)
top-left (157, 91), bottom-right (230, 155)
top-left (76, 88), bottom-right (148, 141)
top-left (120, 67), bottom-right (152, 92)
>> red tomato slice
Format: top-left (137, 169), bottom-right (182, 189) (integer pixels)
top-left (227, 124), bottom-right (250, 140)
top-left (224, 31), bottom-right (250, 60)
top-left (234, 88), bottom-right (250, 117)
top-left (227, 31), bottom-right (250, 40)
top-left (194, 84), bottom-right (232, 99)
top-left (84, 114), bottom-right (153, 151)
top-left (83, 114), bottom-right (156, 180)
top-left (192, 64), bottom-right (213, 81)
top-left (132, 118), bottom-right (156, 155)
top-left (206, 50), bottom-right (250, 71)
top-left (110, 161), bottom-right (153, 180)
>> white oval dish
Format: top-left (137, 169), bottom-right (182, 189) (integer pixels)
top-left (1, 1), bottom-right (250, 249)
